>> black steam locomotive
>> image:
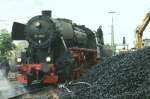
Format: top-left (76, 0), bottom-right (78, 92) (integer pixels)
top-left (12, 10), bottom-right (104, 85)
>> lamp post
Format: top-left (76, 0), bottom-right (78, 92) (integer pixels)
top-left (108, 11), bottom-right (116, 55)
top-left (108, 11), bottom-right (116, 46)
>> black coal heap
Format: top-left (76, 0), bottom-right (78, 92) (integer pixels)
top-left (63, 47), bottom-right (150, 99)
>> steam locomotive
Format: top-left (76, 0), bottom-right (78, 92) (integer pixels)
top-left (12, 10), bottom-right (104, 85)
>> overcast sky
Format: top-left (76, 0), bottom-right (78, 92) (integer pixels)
top-left (0, 0), bottom-right (150, 48)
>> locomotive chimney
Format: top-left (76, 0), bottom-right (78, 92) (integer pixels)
top-left (42, 10), bottom-right (52, 17)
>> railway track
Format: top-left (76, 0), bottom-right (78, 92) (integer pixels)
top-left (6, 80), bottom-right (92, 99)
top-left (0, 71), bottom-right (91, 99)
top-left (8, 83), bottom-right (57, 99)
top-left (6, 72), bottom-right (55, 99)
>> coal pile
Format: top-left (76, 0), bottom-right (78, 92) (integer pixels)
top-left (65, 47), bottom-right (150, 99)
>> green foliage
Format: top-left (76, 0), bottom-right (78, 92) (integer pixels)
top-left (0, 29), bottom-right (15, 58)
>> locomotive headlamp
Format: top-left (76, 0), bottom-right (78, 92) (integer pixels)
top-left (35, 22), bottom-right (41, 28)
top-left (46, 57), bottom-right (51, 62)
top-left (17, 58), bottom-right (22, 63)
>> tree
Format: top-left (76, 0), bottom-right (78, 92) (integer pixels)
top-left (0, 29), bottom-right (15, 58)
top-left (0, 29), bottom-right (15, 76)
